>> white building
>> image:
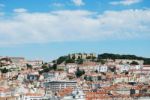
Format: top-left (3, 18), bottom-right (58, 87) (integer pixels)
top-left (66, 63), bottom-right (78, 73)
top-left (115, 59), bottom-right (144, 65)
top-left (46, 81), bottom-right (77, 92)
top-left (117, 64), bottom-right (130, 72)
top-left (62, 88), bottom-right (85, 100)
top-left (97, 65), bottom-right (108, 72)
top-left (79, 62), bottom-right (99, 72)
top-left (0, 87), bottom-right (11, 97)
top-left (130, 65), bottom-right (142, 70)
top-left (22, 93), bottom-right (45, 100)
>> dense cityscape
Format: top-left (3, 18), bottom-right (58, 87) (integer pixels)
top-left (0, 0), bottom-right (150, 100)
top-left (0, 53), bottom-right (150, 100)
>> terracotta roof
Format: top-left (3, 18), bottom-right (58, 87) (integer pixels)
top-left (143, 65), bottom-right (150, 67)
top-left (0, 96), bottom-right (19, 100)
top-left (79, 62), bottom-right (98, 67)
top-left (86, 92), bottom-right (111, 100)
top-left (0, 87), bottom-right (10, 93)
top-left (25, 93), bottom-right (43, 96)
top-left (58, 87), bottom-right (73, 97)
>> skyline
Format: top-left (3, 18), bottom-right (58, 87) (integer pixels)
top-left (0, 0), bottom-right (150, 61)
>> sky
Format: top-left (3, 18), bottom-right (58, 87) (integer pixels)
top-left (0, 0), bottom-right (150, 61)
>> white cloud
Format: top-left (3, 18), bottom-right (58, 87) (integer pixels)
top-left (0, 4), bottom-right (5, 7)
top-left (13, 8), bottom-right (27, 13)
top-left (110, 0), bottom-right (142, 6)
top-left (72, 0), bottom-right (85, 6)
top-left (52, 3), bottom-right (64, 7)
top-left (0, 9), bottom-right (150, 45)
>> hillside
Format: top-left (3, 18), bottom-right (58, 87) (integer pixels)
top-left (54, 53), bottom-right (150, 65)
top-left (98, 53), bottom-right (150, 64)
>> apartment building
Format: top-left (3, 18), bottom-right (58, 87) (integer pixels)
top-left (46, 81), bottom-right (77, 92)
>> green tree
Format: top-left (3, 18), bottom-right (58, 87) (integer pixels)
top-left (1, 68), bottom-right (8, 73)
top-left (144, 59), bottom-right (150, 65)
top-left (88, 76), bottom-right (92, 82)
top-left (39, 70), bottom-right (43, 75)
top-left (130, 61), bottom-right (139, 65)
top-left (26, 64), bottom-right (32, 69)
top-left (91, 56), bottom-right (96, 61)
top-left (52, 64), bottom-right (57, 70)
top-left (77, 58), bottom-right (83, 64)
top-left (42, 63), bottom-right (48, 69)
top-left (95, 70), bottom-right (98, 73)
top-left (72, 56), bottom-right (75, 60)
top-left (43, 67), bottom-right (50, 72)
top-left (84, 75), bottom-right (87, 80)
top-left (86, 56), bottom-right (92, 59)
top-left (75, 67), bottom-right (85, 78)
top-left (57, 56), bottom-right (67, 64)
top-left (65, 58), bottom-right (75, 64)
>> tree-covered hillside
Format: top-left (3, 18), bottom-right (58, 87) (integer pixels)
top-left (98, 53), bottom-right (150, 64)
top-left (53, 53), bottom-right (150, 65)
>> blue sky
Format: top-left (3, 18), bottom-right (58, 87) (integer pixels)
top-left (0, 0), bottom-right (150, 61)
